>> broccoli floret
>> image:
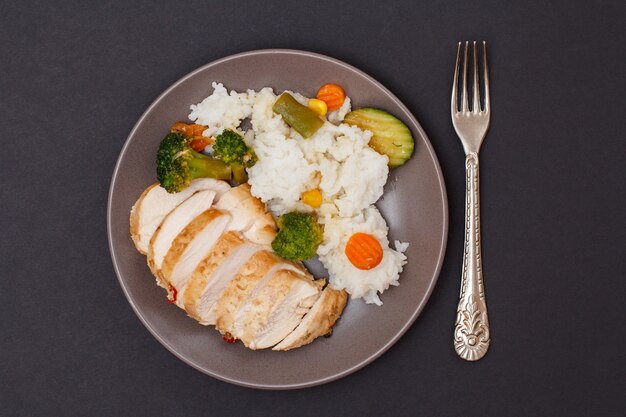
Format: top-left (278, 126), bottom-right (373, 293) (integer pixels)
top-left (213, 129), bottom-right (258, 167)
top-left (156, 133), bottom-right (231, 193)
top-left (271, 211), bottom-right (324, 261)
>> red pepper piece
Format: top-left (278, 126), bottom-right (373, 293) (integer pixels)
top-left (167, 284), bottom-right (177, 303)
top-left (190, 137), bottom-right (212, 152)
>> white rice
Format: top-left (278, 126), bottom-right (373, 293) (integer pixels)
top-left (189, 82), bottom-right (253, 136)
top-left (394, 240), bottom-right (410, 252)
top-left (317, 206), bottom-right (407, 305)
top-left (327, 96), bottom-right (352, 125)
top-left (188, 83), bottom-right (409, 305)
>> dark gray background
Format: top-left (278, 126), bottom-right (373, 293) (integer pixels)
top-left (1, 0), bottom-right (624, 416)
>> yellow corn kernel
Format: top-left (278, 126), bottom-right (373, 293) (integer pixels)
top-left (307, 99), bottom-right (328, 116)
top-left (301, 189), bottom-right (323, 208)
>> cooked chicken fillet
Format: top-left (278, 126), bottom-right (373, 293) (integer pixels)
top-left (147, 190), bottom-right (218, 279)
top-left (130, 180), bottom-right (348, 351)
top-left (246, 224), bottom-right (277, 246)
top-left (212, 184), bottom-right (254, 230)
top-left (213, 251), bottom-right (304, 335)
top-left (186, 239), bottom-right (262, 325)
top-left (214, 184), bottom-right (276, 245)
top-left (184, 231), bottom-right (245, 322)
top-left (273, 284), bottom-right (348, 351)
top-left (212, 183), bottom-right (252, 211)
top-left (160, 209), bottom-right (231, 309)
top-left (241, 270), bottom-right (321, 350)
top-left (217, 194), bottom-right (256, 233)
top-left (130, 179), bottom-right (230, 254)
top-left (237, 199), bottom-right (276, 245)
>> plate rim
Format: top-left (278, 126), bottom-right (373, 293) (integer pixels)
top-left (107, 48), bottom-right (449, 389)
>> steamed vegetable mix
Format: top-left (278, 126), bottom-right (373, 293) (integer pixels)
top-left (272, 211), bottom-right (324, 261)
top-left (273, 93), bottom-right (324, 139)
top-left (213, 129), bottom-right (257, 167)
top-left (213, 129), bottom-right (257, 184)
top-left (307, 99), bottom-right (328, 116)
top-left (345, 232), bottom-right (383, 270)
top-left (189, 137), bottom-right (212, 152)
top-left (316, 83), bottom-right (345, 111)
top-left (171, 122), bottom-right (208, 138)
top-left (231, 163), bottom-right (248, 184)
top-left (156, 133), bottom-right (232, 193)
top-left (344, 108), bottom-right (415, 167)
top-left (301, 188), bottom-right (323, 208)
top-left (171, 122), bottom-right (212, 151)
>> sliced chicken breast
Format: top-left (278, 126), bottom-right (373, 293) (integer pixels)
top-left (213, 251), bottom-right (303, 335)
top-left (239, 270), bottom-right (320, 350)
top-left (214, 185), bottom-right (256, 231)
top-left (130, 179), bottom-right (230, 254)
top-left (273, 283), bottom-right (348, 351)
top-left (185, 238), bottom-right (262, 325)
top-left (184, 231), bottom-right (245, 322)
top-left (214, 184), bottom-right (276, 245)
top-left (212, 183), bottom-right (254, 220)
top-left (130, 179), bottom-right (348, 351)
top-left (147, 190), bottom-right (218, 280)
top-left (236, 198), bottom-right (276, 245)
top-left (160, 209), bottom-right (231, 309)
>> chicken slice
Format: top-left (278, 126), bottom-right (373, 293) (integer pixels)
top-left (273, 283), bottom-right (348, 351)
top-left (130, 179), bottom-right (230, 254)
top-left (214, 184), bottom-right (276, 245)
top-left (147, 190), bottom-right (218, 280)
top-left (184, 231), bottom-right (246, 322)
top-left (212, 183), bottom-right (253, 213)
top-left (160, 209), bottom-right (231, 309)
top-left (238, 270), bottom-right (321, 350)
top-left (213, 251), bottom-right (304, 335)
top-left (185, 238), bottom-right (262, 325)
top-left (236, 198), bottom-right (276, 245)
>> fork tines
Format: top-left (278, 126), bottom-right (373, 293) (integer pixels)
top-left (452, 41), bottom-right (490, 115)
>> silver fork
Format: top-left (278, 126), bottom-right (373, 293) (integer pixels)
top-left (451, 41), bottom-right (491, 361)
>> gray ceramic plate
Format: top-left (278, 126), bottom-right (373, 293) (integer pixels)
top-left (108, 49), bottom-right (448, 389)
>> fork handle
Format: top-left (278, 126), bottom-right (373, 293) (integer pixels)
top-left (454, 152), bottom-right (491, 361)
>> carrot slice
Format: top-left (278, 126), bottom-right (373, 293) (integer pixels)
top-left (345, 233), bottom-right (383, 270)
top-left (316, 83), bottom-right (345, 111)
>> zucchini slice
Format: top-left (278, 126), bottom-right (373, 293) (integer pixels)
top-left (344, 108), bottom-right (415, 167)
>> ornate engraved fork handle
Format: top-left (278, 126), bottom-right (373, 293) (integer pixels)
top-left (454, 152), bottom-right (490, 361)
